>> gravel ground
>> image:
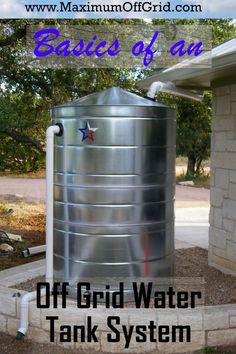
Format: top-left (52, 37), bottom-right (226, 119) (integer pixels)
top-left (1, 332), bottom-right (236, 354)
top-left (0, 332), bottom-right (81, 354)
top-left (15, 247), bottom-right (236, 306)
top-left (0, 332), bottom-right (236, 354)
top-left (175, 247), bottom-right (236, 305)
top-left (4, 247), bottom-right (236, 354)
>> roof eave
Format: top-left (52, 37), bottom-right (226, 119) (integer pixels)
top-left (138, 52), bottom-right (236, 91)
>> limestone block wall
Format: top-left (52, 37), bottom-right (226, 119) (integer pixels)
top-left (209, 84), bottom-right (236, 275)
top-left (1, 287), bottom-right (236, 353)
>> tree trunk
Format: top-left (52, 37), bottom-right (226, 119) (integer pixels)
top-left (186, 155), bottom-right (196, 176)
top-left (196, 158), bottom-right (203, 174)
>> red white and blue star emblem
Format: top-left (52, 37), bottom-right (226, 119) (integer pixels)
top-left (79, 122), bottom-right (98, 142)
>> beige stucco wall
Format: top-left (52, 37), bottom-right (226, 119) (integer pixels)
top-left (209, 84), bottom-right (236, 275)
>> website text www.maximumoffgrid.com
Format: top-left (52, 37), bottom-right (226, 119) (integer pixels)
top-left (25, 1), bottom-right (203, 15)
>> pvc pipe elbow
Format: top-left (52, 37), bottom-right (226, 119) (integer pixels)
top-left (17, 291), bottom-right (37, 337)
top-left (46, 125), bottom-right (60, 139)
top-left (147, 81), bottom-right (164, 99)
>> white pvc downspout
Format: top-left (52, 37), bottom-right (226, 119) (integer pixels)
top-left (45, 125), bottom-right (60, 287)
top-left (16, 124), bottom-right (60, 339)
top-left (16, 291), bottom-right (37, 337)
top-left (147, 81), bottom-right (203, 101)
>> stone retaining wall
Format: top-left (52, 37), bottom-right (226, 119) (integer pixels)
top-left (1, 286), bottom-right (236, 353)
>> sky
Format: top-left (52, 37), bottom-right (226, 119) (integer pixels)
top-left (0, 0), bottom-right (236, 19)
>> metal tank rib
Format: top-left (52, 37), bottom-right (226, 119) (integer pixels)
top-left (51, 87), bottom-right (176, 291)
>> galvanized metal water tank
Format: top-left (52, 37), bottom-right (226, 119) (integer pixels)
top-left (51, 87), bottom-right (176, 290)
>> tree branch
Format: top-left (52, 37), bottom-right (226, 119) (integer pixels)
top-left (0, 129), bottom-right (45, 153)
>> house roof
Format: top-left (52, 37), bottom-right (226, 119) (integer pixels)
top-left (138, 38), bottom-right (236, 90)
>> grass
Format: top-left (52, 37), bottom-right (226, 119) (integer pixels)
top-left (176, 171), bottom-right (210, 189)
top-left (0, 201), bottom-right (9, 214)
top-left (175, 157), bottom-right (210, 188)
top-left (0, 200), bottom-right (45, 233)
top-left (0, 169), bottom-right (46, 178)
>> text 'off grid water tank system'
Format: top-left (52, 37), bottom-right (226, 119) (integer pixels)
top-left (51, 87), bottom-right (176, 293)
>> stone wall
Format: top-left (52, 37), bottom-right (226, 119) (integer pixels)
top-left (1, 286), bottom-right (236, 353)
top-left (209, 84), bottom-right (236, 275)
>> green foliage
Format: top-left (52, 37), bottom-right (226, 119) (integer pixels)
top-left (156, 19), bottom-right (236, 176)
top-left (159, 92), bottom-right (212, 176)
top-left (176, 93), bottom-right (212, 176)
top-left (0, 19), bottom-right (235, 172)
top-left (0, 19), bottom-right (145, 172)
top-left (0, 93), bottom-right (48, 172)
top-left (0, 137), bottom-right (44, 172)
top-left (151, 19), bottom-right (236, 45)
top-left (177, 171), bottom-right (210, 189)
